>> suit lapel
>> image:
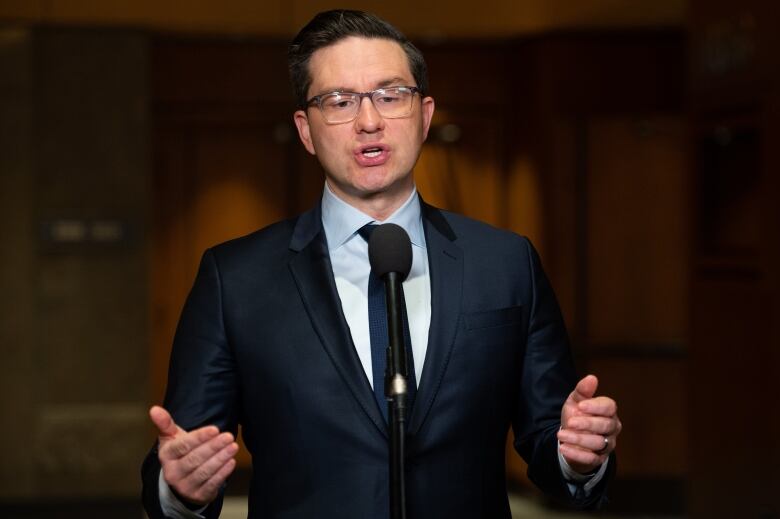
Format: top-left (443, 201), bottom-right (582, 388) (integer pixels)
top-left (287, 206), bottom-right (388, 438)
top-left (409, 203), bottom-right (463, 435)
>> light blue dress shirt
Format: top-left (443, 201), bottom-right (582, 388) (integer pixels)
top-left (321, 182), bottom-right (430, 389)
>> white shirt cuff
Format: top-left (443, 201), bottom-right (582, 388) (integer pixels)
top-left (158, 469), bottom-right (208, 519)
top-left (557, 441), bottom-right (609, 495)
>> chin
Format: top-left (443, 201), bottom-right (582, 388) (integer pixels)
top-left (352, 174), bottom-right (394, 192)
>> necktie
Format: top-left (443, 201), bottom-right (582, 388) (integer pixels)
top-left (358, 224), bottom-right (416, 422)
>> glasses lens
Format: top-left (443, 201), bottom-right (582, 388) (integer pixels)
top-left (371, 87), bottom-right (414, 118)
top-left (319, 93), bottom-right (360, 123)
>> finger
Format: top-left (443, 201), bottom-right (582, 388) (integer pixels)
top-left (559, 442), bottom-right (608, 470)
top-left (566, 416), bottom-right (618, 435)
top-left (190, 457), bottom-right (237, 505)
top-left (557, 429), bottom-right (613, 453)
top-left (577, 396), bottom-right (617, 417)
top-left (569, 374), bottom-right (598, 403)
top-left (149, 406), bottom-right (180, 438)
top-left (160, 426), bottom-right (223, 462)
top-left (176, 432), bottom-right (236, 477)
top-left (171, 442), bottom-right (239, 498)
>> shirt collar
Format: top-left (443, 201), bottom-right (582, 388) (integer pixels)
top-left (321, 182), bottom-right (426, 250)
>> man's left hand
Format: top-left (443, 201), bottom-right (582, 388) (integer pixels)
top-left (557, 374), bottom-right (622, 474)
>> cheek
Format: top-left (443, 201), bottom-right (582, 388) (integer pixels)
top-left (398, 127), bottom-right (424, 158)
top-left (314, 130), bottom-right (348, 156)
top-left (312, 134), bottom-right (353, 174)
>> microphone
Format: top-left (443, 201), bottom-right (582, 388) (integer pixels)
top-left (367, 223), bottom-right (412, 281)
top-left (366, 223), bottom-right (413, 402)
top-left (367, 223), bottom-right (413, 519)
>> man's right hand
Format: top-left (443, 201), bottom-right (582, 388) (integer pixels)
top-left (149, 405), bottom-right (239, 506)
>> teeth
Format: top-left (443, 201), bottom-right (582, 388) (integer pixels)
top-left (363, 148), bottom-right (382, 158)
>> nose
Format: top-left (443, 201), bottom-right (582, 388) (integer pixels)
top-left (354, 96), bottom-right (384, 133)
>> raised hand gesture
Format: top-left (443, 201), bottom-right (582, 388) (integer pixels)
top-left (149, 406), bottom-right (239, 506)
top-left (557, 375), bottom-right (622, 474)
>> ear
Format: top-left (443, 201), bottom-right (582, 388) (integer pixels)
top-left (420, 96), bottom-right (435, 141)
top-left (293, 109), bottom-right (317, 155)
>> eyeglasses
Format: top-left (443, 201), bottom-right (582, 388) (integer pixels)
top-left (306, 86), bottom-right (421, 124)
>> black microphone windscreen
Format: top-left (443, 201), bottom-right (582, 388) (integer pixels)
top-left (368, 223), bottom-right (412, 279)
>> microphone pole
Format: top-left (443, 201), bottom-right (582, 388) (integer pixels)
top-left (385, 269), bottom-right (408, 519)
top-left (367, 224), bottom-right (413, 519)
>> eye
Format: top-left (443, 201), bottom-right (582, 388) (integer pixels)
top-left (375, 89), bottom-right (404, 104)
top-left (323, 94), bottom-right (357, 110)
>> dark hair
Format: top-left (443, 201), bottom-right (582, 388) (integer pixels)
top-left (288, 10), bottom-right (428, 108)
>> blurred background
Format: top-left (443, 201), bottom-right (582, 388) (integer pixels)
top-left (1, 0), bottom-right (778, 518)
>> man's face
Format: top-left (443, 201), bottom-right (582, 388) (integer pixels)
top-left (293, 36), bottom-right (434, 210)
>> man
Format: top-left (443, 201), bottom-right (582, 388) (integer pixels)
top-left (142, 10), bottom-right (622, 519)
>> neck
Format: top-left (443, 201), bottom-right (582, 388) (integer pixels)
top-left (326, 180), bottom-right (415, 221)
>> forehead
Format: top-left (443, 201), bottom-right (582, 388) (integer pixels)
top-left (307, 36), bottom-right (413, 94)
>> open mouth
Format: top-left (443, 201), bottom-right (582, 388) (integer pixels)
top-left (355, 144), bottom-right (389, 166)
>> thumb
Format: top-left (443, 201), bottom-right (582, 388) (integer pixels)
top-left (149, 405), bottom-right (181, 439)
top-left (570, 374), bottom-right (598, 403)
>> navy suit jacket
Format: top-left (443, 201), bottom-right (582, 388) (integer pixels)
top-left (142, 202), bottom-right (612, 518)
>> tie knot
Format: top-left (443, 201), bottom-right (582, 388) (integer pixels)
top-left (357, 223), bottom-right (378, 243)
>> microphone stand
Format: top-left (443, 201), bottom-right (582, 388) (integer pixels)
top-left (383, 271), bottom-right (410, 519)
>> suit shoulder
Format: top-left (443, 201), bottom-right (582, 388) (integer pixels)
top-left (206, 216), bottom-right (298, 268)
top-left (437, 209), bottom-right (533, 252)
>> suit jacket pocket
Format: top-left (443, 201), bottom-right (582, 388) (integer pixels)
top-left (463, 305), bottom-right (524, 331)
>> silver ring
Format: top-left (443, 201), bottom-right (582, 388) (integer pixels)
top-left (596, 436), bottom-right (609, 454)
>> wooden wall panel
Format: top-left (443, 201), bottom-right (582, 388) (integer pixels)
top-left (589, 358), bottom-right (686, 477)
top-left (506, 33), bottom-right (687, 512)
top-left (416, 114), bottom-right (506, 228)
top-left (1, 0), bottom-right (685, 38)
top-left (687, 0), bottom-right (780, 515)
top-left (586, 116), bottom-right (688, 347)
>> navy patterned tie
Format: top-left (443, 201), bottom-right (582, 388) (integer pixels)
top-left (358, 224), bottom-right (416, 422)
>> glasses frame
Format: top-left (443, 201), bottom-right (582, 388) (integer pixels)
top-left (305, 86), bottom-right (422, 124)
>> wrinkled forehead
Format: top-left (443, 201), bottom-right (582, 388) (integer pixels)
top-left (306, 36), bottom-right (414, 96)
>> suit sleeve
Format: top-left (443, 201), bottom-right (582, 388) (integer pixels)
top-left (511, 238), bottom-right (614, 510)
top-left (141, 248), bottom-right (239, 519)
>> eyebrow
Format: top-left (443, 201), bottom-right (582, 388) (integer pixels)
top-left (376, 77), bottom-right (408, 88)
top-left (314, 77), bottom-right (410, 96)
